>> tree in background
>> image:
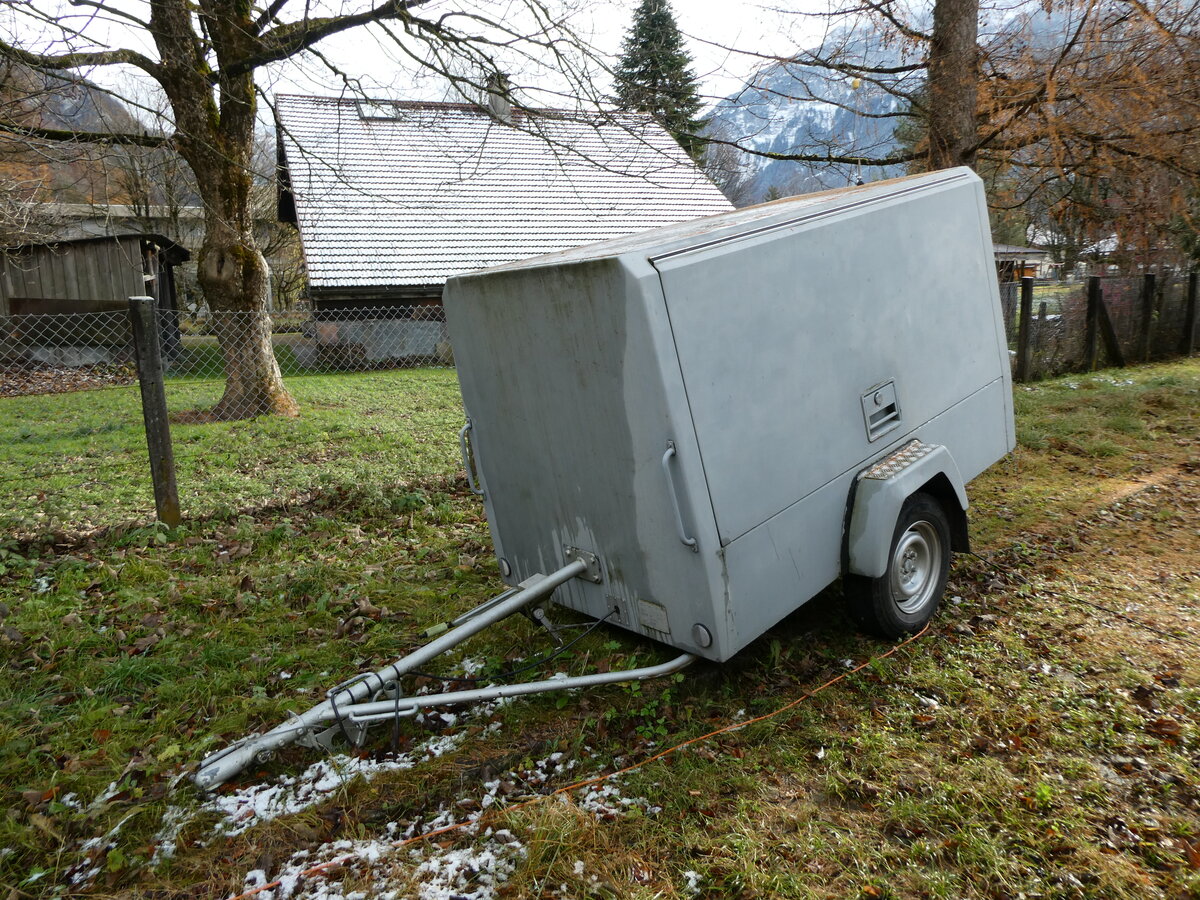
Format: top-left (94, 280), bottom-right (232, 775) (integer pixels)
top-left (708, 0), bottom-right (1199, 262)
top-left (613, 0), bottom-right (706, 162)
top-left (0, 1), bottom-right (598, 419)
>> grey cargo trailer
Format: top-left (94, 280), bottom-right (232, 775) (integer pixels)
top-left (191, 168), bottom-right (1016, 789)
top-left (445, 167), bottom-right (1015, 662)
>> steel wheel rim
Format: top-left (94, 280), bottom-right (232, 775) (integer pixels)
top-left (889, 520), bottom-right (941, 615)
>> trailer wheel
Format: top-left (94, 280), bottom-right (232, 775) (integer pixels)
top-left (846, 492), bottom-right (950, 638)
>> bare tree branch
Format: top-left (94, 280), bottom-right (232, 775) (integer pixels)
top-left (0, 119), bottom-right (172, 147)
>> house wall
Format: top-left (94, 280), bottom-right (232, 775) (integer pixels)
top-left (309, 285), bottom-right (444, 316)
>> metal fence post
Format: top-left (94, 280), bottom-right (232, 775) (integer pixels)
top-left (1182, 270), bottom-right (1198, 357)
top-left (1138, 272), bottom-right (1156, 362)
top-left (1015, 276), bottom-right (1034, 382)
top-left (129, 296), bottom-right (181, 527)
top-left (1084, 276), bottom-right (1101, 371)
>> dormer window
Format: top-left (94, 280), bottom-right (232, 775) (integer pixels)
top-left (357, 99), bottom-right (401, 120)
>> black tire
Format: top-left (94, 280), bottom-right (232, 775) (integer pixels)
top-left (845, 491), bottom-right (951, 638)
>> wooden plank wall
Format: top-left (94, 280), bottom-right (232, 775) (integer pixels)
top-left (0, 237), bottom-right (145, 316)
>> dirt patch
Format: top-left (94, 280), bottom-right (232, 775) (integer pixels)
top-left (1018, 470), bottom-right (1200, 674)
top-left (975, 464), bottom-right (1200, 672)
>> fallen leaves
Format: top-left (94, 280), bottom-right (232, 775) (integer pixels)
top-left (1145, 716), bottom-right (1184, 743)
top-left (0, 364), bottom-right (135, 397)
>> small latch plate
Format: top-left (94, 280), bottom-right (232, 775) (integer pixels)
top-left (861, 380), bottom-right (902, 441)
top-left (563, 546), bottom-right (603, 583)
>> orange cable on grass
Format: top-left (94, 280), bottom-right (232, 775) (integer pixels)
top-left (225, 625), bottom-right (929, 900)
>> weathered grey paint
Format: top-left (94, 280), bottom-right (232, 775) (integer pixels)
top-left (444, 168), bottom-right (1015, 662)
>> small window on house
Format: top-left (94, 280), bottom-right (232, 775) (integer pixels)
top-left (357, 100), bottom-right (401, 120)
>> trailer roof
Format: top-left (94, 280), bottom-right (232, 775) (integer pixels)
top-left (456, 168), bottom-right (980, 279)
top-left (275, 95), bottom-right (733, 291)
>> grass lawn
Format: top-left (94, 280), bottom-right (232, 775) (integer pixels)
top-left (0, 370), bottom-right (464, 538)
top-left (0, 359), bottom-right (1198, 899)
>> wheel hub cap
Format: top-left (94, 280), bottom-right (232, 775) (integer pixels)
top-left (890, 521), bottom-right (941, 615)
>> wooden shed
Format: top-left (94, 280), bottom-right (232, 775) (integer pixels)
top-left (0, 233), bottom-right (189, 364)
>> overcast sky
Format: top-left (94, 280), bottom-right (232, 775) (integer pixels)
top-left (3, 0), bottom-right (829, 118)
top-left (256, 1), bottom-right (828, 110)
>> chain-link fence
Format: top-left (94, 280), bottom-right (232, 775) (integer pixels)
top-left (999, 274), bottom-right (1197, 381)
top-left (0, 309), bottom-right (137, 395)
top-left (0, 304), bottom-right (459, 539)
top-left (1, 304), bottom-right (452, 386)
top-left (166, 304), bottom-right (452, 384)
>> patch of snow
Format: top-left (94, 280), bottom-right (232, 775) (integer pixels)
top-left (196, 696), bottom-right (507, 839)
top-left (209, 751), bottom-right (431, 837)
top-left (459, 657), bottom-right (487, 677)
top-left (152, 803), bottom-right (193, 862)
top-left (232, 745), bottom-right (660, 900)
top-left (573, 781), bottom-right (662, 818)
top-left (411, 836), bottom-right (523, 900)
top-left (58, 792), bottom-right (82, 810)
top-left (88, 780), bottom-right (123, 811)
top-left (236, 816), bottom-right (524, 900)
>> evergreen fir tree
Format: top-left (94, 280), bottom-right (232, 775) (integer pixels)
top-left (614, 0), bottom-right (707, 162)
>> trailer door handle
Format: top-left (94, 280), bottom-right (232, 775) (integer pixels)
top-left (459, 420), bottom-right (485, 496)
top-left (662, 441), bottom-right (698, 552)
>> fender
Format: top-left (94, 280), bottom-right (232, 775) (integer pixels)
top-left (845, 441), bottom-right (970, 579)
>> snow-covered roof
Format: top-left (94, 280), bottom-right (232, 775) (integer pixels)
top-left (275, 95), bottom-right (733, 291)
top-left (993, 243), bottom-right (1050, 260)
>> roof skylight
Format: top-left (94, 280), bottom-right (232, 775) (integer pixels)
top-left (357, 100), bottom-right (401, 120)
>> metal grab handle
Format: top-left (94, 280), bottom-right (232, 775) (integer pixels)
top-left (458, 420), bottom-right (485, 496)
top-left (661, 441), bottom-right (698, 552)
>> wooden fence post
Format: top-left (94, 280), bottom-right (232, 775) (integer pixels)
top-left (1182, 270), bottom-right (1198, 357)
top-left (1096, 288), bottom-right (1126, 370)
top-left (129, 296), bottom-right (181, 527)
top-left (1084, 276), bottom-right (1101, 371)
top-left (1015, 277), bottom-right (1034, 382)
top-left (1138, 272), bottom-right (1156, 362)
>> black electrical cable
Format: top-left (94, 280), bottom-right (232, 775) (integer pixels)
top-left (406, 608), bottom-right (619, 686)
top-left (328, 683), bottom-right (357, 749)
top-left (1039, 588), bottom-right (1200, 650)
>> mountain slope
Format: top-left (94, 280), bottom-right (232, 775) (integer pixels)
top-left (706, 31), bottom-right (915, 204)
top-left (1, 63), bottom-right (145, 242)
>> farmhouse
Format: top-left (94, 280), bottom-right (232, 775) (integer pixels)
top-left (274, 94), bottom-right (734, 313)
top-left (994, 243), bottom-right (1053, 282)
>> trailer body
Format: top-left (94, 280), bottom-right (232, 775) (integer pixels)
top-left (444, 168), bottom-right (1015, 662)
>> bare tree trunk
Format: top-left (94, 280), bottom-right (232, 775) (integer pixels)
top-left (927, 0), bottom-right (979, 170)
top-left (151, 0), bottom-right (298, 420)
top-left (198, 215), bottom-right (298, 419)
